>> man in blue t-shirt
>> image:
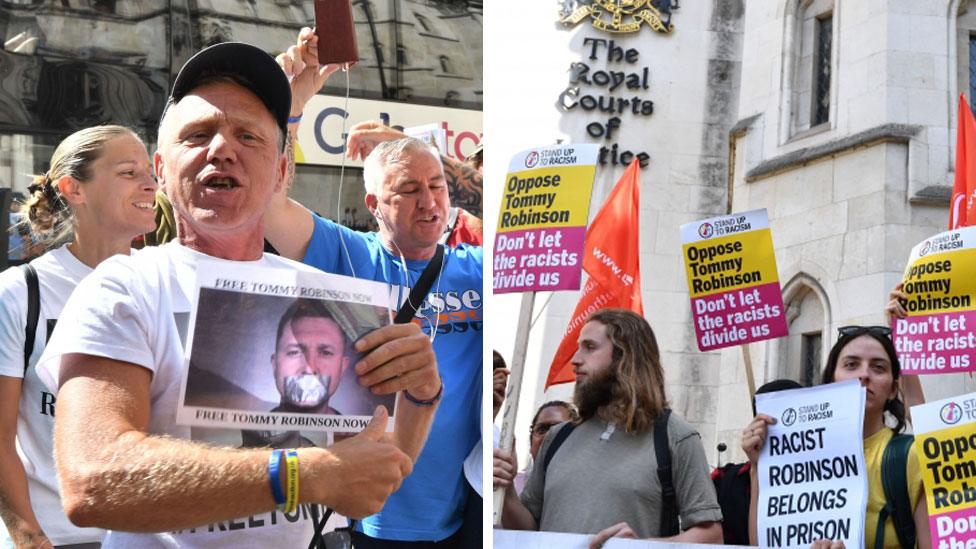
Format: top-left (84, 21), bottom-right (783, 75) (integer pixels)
top-left (266, 29), bottom-right (483, 548)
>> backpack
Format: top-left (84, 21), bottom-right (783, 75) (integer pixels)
top-left (875, 433), bottom-right (916, 549)
top-left (21, 263), bottom-right (39, 372)
top-left (543, 409), bottom-right (679, 536)
top-left (710, 461), bottom-right (751, 545)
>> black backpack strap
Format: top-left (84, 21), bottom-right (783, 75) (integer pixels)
top-left (655, 408), bottom-right (679, 537)
top-left (542, 422), bottom-right (576, 473)
top-left (393, 244), bottom-right (445, 324)
top-left (875, 433), bottom-right (916, 549)
top-left (20, 263), bottom-right (39, 373)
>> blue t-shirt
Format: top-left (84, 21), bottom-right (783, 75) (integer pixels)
top-left (304, 216), bottom-right (483, 541)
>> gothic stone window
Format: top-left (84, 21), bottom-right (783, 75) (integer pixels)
top-left (791, 0), bottom-right (834, 135)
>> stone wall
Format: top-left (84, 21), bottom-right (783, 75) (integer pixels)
top-left (715, 0), bottom-right (976, 462)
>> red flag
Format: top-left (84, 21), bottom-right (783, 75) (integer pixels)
top-left (951, 94), bottom-right (976, 229)
top-left (545, 159), bottom-right (644, 388)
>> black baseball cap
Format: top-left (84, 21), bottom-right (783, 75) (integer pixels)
top-left (169, 42), bottom-right (291, 137)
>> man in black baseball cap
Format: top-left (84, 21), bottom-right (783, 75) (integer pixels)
top-left (40, 40), bottom-right (442, 548)
top-left (166, 41), bottom-right (292, 143)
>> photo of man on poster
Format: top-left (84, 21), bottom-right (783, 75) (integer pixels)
top-left (181, 283), bottom-right (396, 438)
top-left (269, 298), bottom-right (351, 416)
top-left (239, 298), bottom-right (363, 448)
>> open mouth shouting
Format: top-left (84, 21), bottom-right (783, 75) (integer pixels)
top-left (201, 172), bottom-right (241, 191)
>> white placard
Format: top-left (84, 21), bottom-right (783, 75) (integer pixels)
top-left (404, 122), bottom-right (448, 154)
top-left (493, 529), bottom-right (742, 548)
top-left (755, 380), bottom-right (867, 548)
top-left (177, 261), bottom-right (398, 435)
top-left (911, 391), bottom-right (976, 434)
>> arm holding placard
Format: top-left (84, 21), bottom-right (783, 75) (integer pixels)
top-left (588, 522), bottom-right (724, 548)
top-left (741, 413), bottom-right (775, 546)
top-left (492, 446), bottom-right (538, 530)
top-left (493, 367), bottom-right (509, 420)
top-left (885, 282), bottom-right (926, 414)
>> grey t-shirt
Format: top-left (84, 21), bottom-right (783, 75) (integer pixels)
top-left (520, 413), bottom-right (722, 538)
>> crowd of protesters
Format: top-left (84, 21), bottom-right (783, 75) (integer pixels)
top-left (0, 16), bottom-right (968, 549)
top-left (1, 27), bottom-right (482, 549)
top-left (493, 289), bottom-right (949, 548)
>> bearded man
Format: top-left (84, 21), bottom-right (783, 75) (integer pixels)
top-left (493, 309), bottom-right (722, 547)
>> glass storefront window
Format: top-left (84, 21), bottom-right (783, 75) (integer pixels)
top-left (0, 0), bottom-right (481, 248)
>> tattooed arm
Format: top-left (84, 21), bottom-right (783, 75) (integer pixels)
top-left (441, 154), bottom-right (482, 218)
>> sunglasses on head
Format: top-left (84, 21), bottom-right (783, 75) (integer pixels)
top-left (837, 325), bottom-right (892, 338)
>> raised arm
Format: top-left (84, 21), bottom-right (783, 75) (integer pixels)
top-left (265, 135), bottom-right (315, 261)
top-left (742, 413), bottom-right (776, 545)
top-left (54, 354), bottom-right (411, 531)
top-left (265, 27), bottom-right (338, 261)
top-left (886, 282), bottom-right (925, 414)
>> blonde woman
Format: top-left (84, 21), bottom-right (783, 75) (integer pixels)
top-left (0, 126), bottom-right (157, 548)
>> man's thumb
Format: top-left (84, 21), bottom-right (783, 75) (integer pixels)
top-left (359, 405), bottom-right (390, 440)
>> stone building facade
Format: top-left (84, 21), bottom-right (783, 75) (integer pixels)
top-left (716, 0), bottom-right (976, 459)
top-left (489, 0), bottom-right (976, 465)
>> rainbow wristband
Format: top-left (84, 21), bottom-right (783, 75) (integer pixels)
top-left (284, 449), bottom-right (299, 514)
top-left (268, 449), bottom-right (285, 508)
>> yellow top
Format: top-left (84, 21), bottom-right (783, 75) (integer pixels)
top-left (863, 428), bottom-right (922, 549)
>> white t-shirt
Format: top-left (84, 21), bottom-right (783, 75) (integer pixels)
top-left (37, 242), bottom-right (328, 549)
top-left (0, 245), bottom-right (105, 545)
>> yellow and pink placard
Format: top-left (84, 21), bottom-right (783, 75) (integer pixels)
top-left (911, 393), bottom-right (976, 547)
top-left (493, 144), bottom-right (599, 294)
top-left (680, 209), bottom-right (787, 351)
top-left (894, 227), bottom-right (976, 375)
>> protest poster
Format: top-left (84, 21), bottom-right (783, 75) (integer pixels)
top-left (403, 122), bottom-right (448, 154)
top-left (680, 209), bottom-right (788, 351)
top-left (755, 380), bottom-right (867, 548)
top-left (911, 392), bottom-right (976, 547)
top-left (177, 261), bottom-right (397, 441)
top-left (893, 226), bottom-right (976, 375)
top-left (494, 529), bottom-right (740, 548)
top-left (493, 144), bottom-right (600, 294)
